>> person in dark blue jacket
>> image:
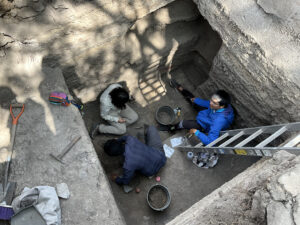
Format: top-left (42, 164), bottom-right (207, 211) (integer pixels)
top-left (104, 125), bottom-right (166, 185)
top-left (169, 80), bottom-right (234, 145)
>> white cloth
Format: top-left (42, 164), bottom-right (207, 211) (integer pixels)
top-left (12, 186), bottom-right (61, 225)
top-left (163, 144), bottom-right (175, 158)
top-left (170, 137), bottom-right (184, 147)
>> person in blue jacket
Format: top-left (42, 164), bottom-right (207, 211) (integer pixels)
top-left (104, 125), bottom-right (166, 185)
top-left (169, 80), bottom-right (234, 145)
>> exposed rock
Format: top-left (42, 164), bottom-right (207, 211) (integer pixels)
top-left (17, 7), bottom-right (40, 19)
top-left (194, 0), bottom-right (300, 127)
top-left (278, 165), bottom-right (300, 197)
top-left (267, 201), bottom-right (293, 225)
top-left (151, 0), bottom-right (200, 25)
top-left (257, 0), bottom-right (298, 19)
top-left (9, 8), bottom-right (17, 17)
top-left (257, 0), bottom-right (300, 35)
top-left (267, 182), bottom-right (286, 201)
top-left (272, 150), bottom-right (296, 165)
top-left (0, 49), bottom-right (5, 57)
top-left (31, 1), bottom-right (45, 12)
top-left (0, 33), bottom-right (14, 47)
top-left (0, 0), bottom-right (14, 15)
top-left (294, 195), bottom-right (300, 225)
top-left (250, 189), bottom-right (271, 222)
top-left (14, 0), bottom-right (28, 8)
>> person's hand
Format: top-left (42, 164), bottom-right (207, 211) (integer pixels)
top-left (118, 118), bottom-right (126, 123)
top-left (191, 97), bottom-right (195, 102)
top-left (189, 129), bottom-right (197, 134)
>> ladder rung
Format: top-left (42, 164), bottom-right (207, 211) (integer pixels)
top-left (255, 126), bottom-right (287, 148)
top-left (194, 142), bottom-right (204, 147)
top-left (235, 129), bottom-right (263, 148)
top-left (283, 134), bottom-right (300, 147)
top-left (220, 122), bottom-right (300, 136)
top-left (219, 131), bottom-right (244, 147)
top-left (206, 132), bottom-right (229, 147)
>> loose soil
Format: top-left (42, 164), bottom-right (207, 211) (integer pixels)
top-left (148, 186), bottom-right (168, 209)
top-left (157, 111), bottom-right (173, 125)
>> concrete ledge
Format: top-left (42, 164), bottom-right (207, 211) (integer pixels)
top-left (5, 66), bottom-right (125, 224)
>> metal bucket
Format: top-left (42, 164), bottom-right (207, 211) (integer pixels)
top-left (147, 184), bottom-right (171, 211)
top-left (155, 106), bottom-right (176, 125)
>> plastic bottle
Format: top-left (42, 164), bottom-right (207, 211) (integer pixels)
top-left (187, 152), bottom-right (194, 160)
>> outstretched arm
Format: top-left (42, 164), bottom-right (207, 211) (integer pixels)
top-left (193, 98), bottom-right (210, 108)
top-left (191, 119), bottom-right (225, 145)
top-left (115, 168), bottom-right (135, 185)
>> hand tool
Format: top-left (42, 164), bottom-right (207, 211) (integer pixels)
top-left (0, 103), bottom-right (24, 220)
top-left (3, 104), bottom-right (24, 193)
top-left (50, 135), bottom-right (81, 164)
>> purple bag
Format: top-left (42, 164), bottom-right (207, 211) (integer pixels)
top-left (49, 92), bottom-right (71, 106)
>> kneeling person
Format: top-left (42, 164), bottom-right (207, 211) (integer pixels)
top-left (104, 126), bottom-right (166, 185)
top-left (91, 83), bottom-right (138, 139)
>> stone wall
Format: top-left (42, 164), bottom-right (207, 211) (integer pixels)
top-left (167, 151), bottom-right (300, 225)
top-left (1, 0), bottom-right (300, 130)
top-left (1, 0), bottom-right (300, 224)
top-left (0, 0), bottom-right (220, 104)
top-left (125, 0), bottom-right (201, 68)
top-left (194, 0), bottom-right (300, 127)
top-left (0, 0), bottom-right (176, 103)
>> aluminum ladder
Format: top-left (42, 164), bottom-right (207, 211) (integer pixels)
top-left (178, 122), bottom-right (300, 157)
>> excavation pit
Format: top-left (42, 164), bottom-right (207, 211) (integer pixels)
top-left (0, 0), bottom-right (299, 223)
top-left (80, 0), bottom-right (261, 224)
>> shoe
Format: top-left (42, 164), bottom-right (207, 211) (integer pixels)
top-left (167, 125), bottom-right (177, 134)
top-left (90, 123), bottom-right (100, 139)
top-left (169, 79), bottom-right (181, 90)
top-left (123, 185), bottom-right (133, 193)
top-left (168, 122), bottom-right (180, 132)
top-left (169, 125), bottom-right (176, 131)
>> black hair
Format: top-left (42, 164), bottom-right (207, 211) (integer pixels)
top-left (109, 87), bottom-right (129, 109)
top-left (103, 139), bottom-right (125, 156)
top-left (214, 90), bottom-right (231, 108)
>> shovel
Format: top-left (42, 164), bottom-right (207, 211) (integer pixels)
top-left (1, 104), bottom-right (24, 204)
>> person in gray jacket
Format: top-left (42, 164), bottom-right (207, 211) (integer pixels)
top-left (90, 83), bottom-right (138, 138)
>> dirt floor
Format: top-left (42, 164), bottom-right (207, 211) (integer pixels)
top-left (82, 67), bottom-right (260, 225)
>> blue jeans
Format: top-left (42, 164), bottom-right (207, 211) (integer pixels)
top-left (145, 126), bottom-right (163, 152)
